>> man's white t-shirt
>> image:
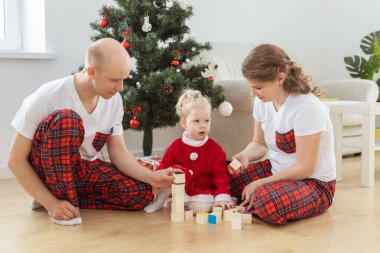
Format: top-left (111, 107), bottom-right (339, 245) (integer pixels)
top-left (11, 75), bottom-right (124, 161)
top-left (253, 93), bottom-right (336, 182)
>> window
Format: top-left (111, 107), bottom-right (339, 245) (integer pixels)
top-left (0, 0), bottom-right (21, 51)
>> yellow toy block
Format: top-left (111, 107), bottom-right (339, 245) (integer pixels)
top-left (196, 212), bottom-right (208, 224)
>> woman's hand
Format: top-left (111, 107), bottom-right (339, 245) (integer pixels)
top-left (213, 201), bottom-right (235, 211)
top-left (231, 152), bottom-right (250, 172)
top-left (240, 179), bottom-right (265, 211)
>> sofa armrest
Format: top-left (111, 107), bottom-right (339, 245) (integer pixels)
top-left (211, 80), bottom-right (254, 160)
top-left (318, 79), bottom-right (379, 102)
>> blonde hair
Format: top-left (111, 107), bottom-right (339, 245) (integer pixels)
top-left (175, 89), bottom-right (211, 118)
top-left (242, 44), bottom-right (321, 96)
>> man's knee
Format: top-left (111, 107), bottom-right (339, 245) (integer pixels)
top-left (117, 180), bottom-right (154, 209)
top-left (50, 109), bottom-right (82, 124)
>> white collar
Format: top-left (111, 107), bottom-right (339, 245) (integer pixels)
top-left (182, 131), bottom-right (209, 147)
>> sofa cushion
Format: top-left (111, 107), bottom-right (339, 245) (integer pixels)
top-left (216, 80), bottom-right (253, 112)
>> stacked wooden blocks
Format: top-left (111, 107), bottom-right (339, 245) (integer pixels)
top-left (171, 172), bottom-right (186, 222)
top-left (223, 206), bottom-right (252, 229)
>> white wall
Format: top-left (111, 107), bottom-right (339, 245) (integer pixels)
top-left (184, 0), bottom-right (380, 81)
top-left (1, 0), bottom-right (379, 178)
top-left (0, 0), bottom-right (181, 178)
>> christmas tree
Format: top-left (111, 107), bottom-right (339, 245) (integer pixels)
top-left (90, 0), bottom-right (230, 156)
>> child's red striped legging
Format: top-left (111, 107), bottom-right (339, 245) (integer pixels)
top-left (29, 109), bottom-right (153, 210)
top-left (230, 160), bottom-right (336, 225)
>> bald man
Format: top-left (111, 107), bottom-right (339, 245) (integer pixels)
top-left (8, 38), bottom-right (177, 225)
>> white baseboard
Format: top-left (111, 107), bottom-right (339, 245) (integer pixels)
top-left (0, 166), bottom-right (14, 179)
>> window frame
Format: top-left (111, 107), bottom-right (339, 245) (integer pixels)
top-left (0, 0), bottom-right (22, 51)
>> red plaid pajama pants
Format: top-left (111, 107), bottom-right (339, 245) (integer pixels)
top-left (230, 160), bottom-right (336, 225)
top-left (29, 109), bottom-right (153, 210)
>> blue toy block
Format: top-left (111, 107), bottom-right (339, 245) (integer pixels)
top-left (208, 214), bottom-right (217, 224)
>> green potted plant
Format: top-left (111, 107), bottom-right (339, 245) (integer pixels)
top-left (344, 31), bottom-right (380, 100)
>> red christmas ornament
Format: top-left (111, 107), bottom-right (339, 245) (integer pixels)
top-left (100, 18), bottom-right (108, 27)
top-left (123, 30), bottom-right (130, 38)
top-left (129, 106), bottom-right (142, 128)
top-left (130, 119), bottom-right (139, 128)
top-left (121, 40), bottom-right (130, 49)
top-left (208, 76), bottom-right (214, 81)
top-left (134, 106), bottom-right (142, 113)
top-left (171, 59), bottom-right (180, 67)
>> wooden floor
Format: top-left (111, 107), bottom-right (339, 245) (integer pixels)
top-left (1, 154), bottom-right (380, 253)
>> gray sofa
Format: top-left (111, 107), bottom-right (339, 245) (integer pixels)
top-left (206, 43), bottom-right (379, 159)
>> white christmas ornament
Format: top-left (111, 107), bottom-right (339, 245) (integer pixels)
top-left (185, 58), bottom-right (190, 63)
top-left (218, 101), bottom-right (233, 116)
top-left (128, 75), bottom-right (133, 79)
top-left (190, 152), bottom-right (198, 161)
top-left (142, 16), bottom-right (152, 32)
top-left (136, 82), bottom-right (141, 89)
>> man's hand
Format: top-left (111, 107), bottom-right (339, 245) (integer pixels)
top-left (148, 167), bottom-right (181, 188)
top-left (47, 199), bottom-right (81, 220)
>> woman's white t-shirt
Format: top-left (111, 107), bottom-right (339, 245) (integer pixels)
top-left (11, 75), bottom-right (124, 161)
top-left (253, 93), bottom-right (336, 182)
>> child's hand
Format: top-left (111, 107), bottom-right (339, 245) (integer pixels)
top-left (213, 201), bottom-right (235, 211)
top-left (152, 187), bottom-right (161, 195)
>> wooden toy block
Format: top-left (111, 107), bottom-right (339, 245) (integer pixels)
top-left (223, 209), bottom-right (234, 221)
top-left (171, 202), bottom-right (184, 212)
top-left (172, 194), bottom-right (185, 204)
top-left (171, 211), bottom-right (184, 222)
top-left (173, 171), bottom-right (185, 184)
top-left (212, 206), bottom-right (223, 214)
top-left (241, 212), bottom-right (252, 224)
top-left (231, 213), bottom-right (242, 230)
top-left (228, 159), bottom-right (242, 174)
top-left (229, 206), bottom-right (245, 213)
top-left (185, 209), bottom-right (193, 221)
top-left (208, 212), bottom-right (222, 224)
top-left (223, 210), bottom-right (231, 221)
top-left (171, 184), bottom-right (185, 195)
top-left (196, 212), bottom-right (208, 224)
